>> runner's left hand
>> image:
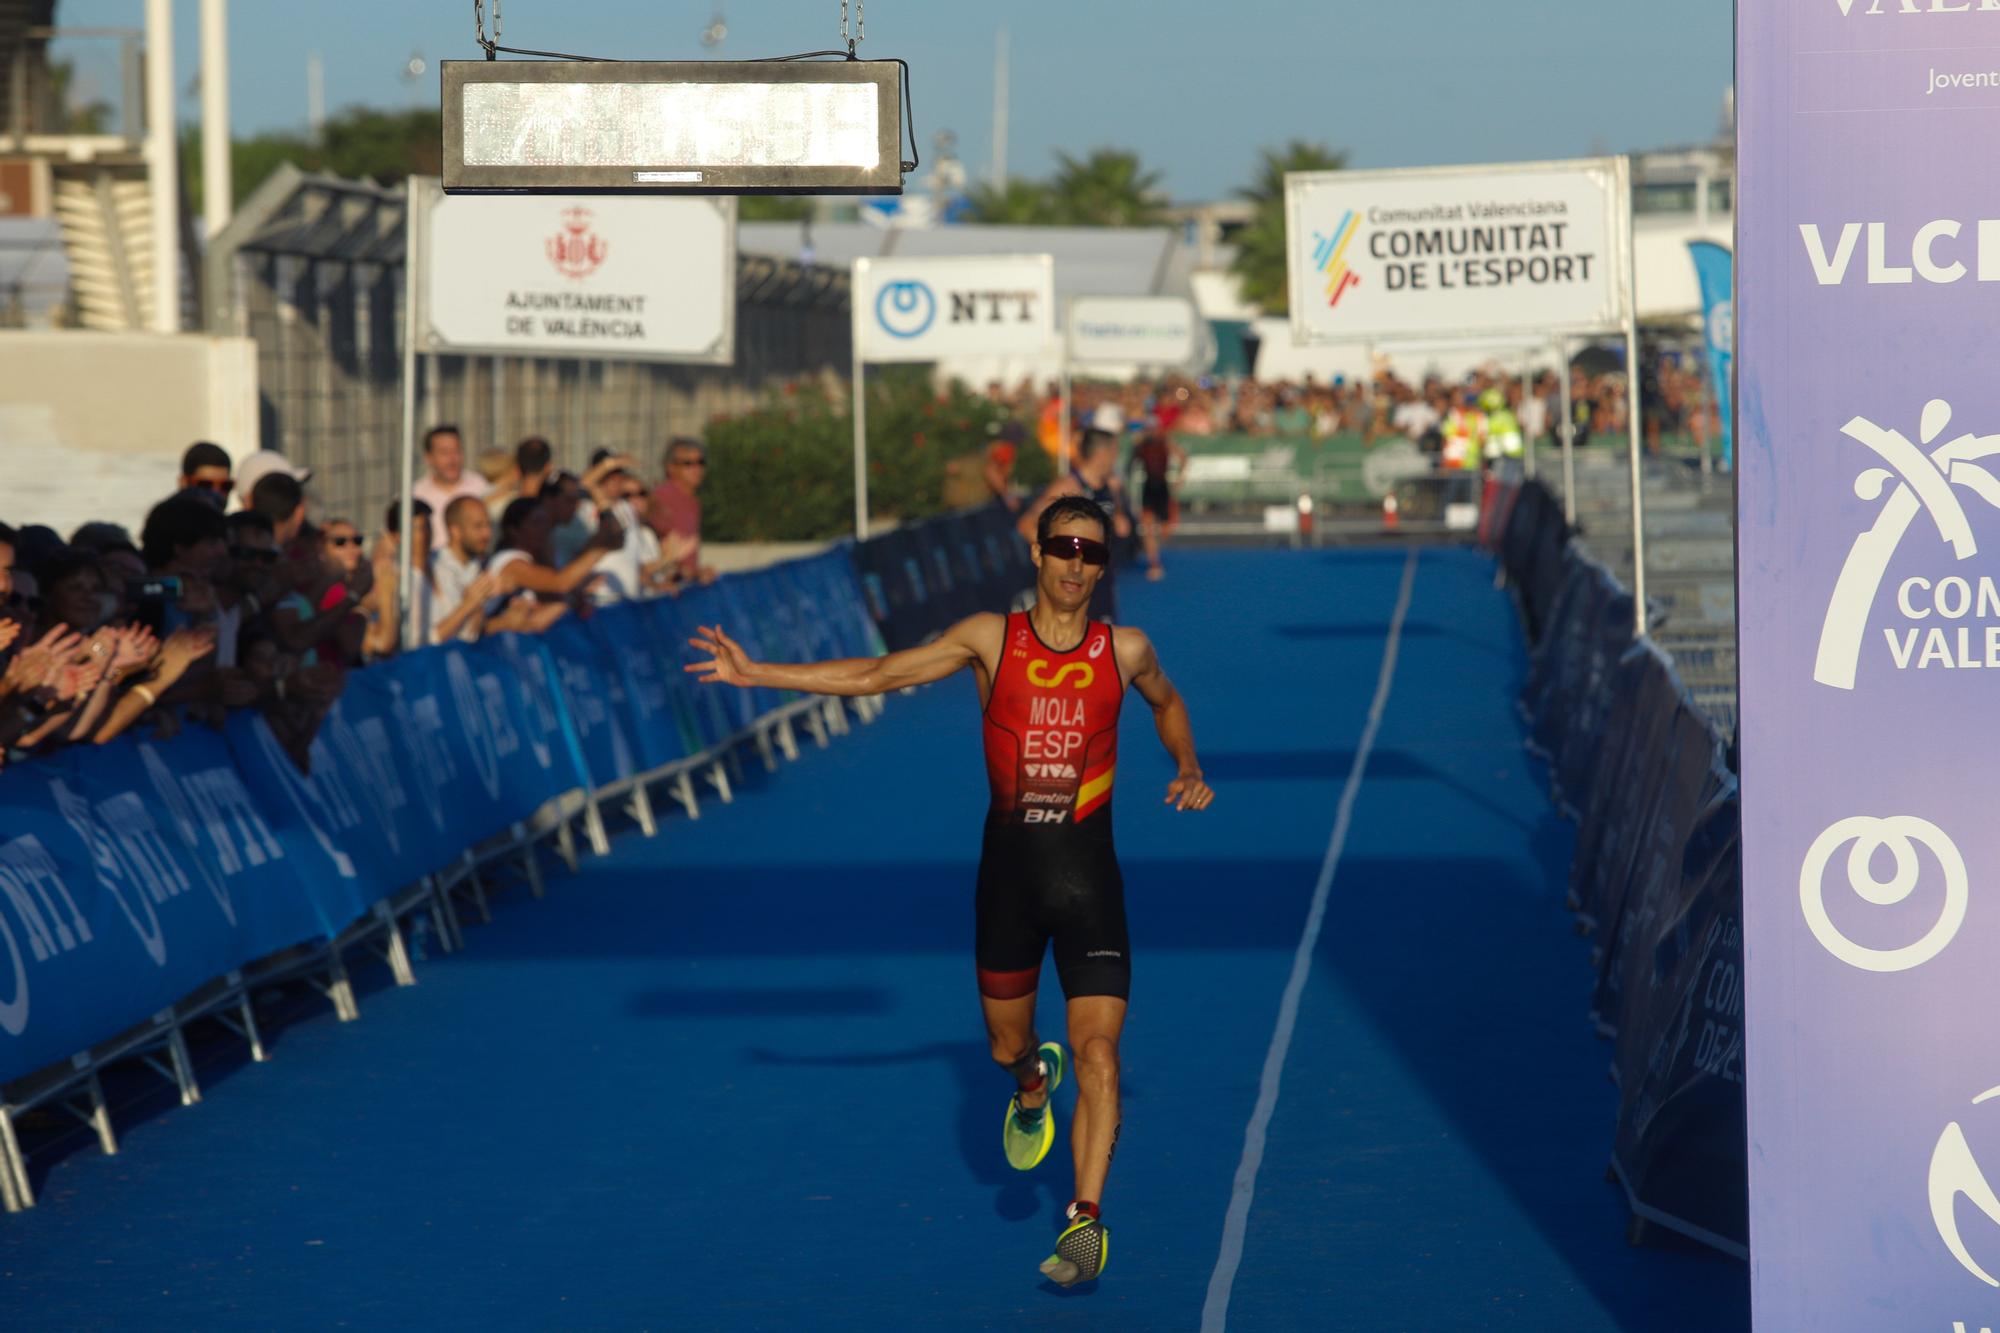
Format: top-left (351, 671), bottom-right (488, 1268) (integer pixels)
top-left (1165, 771), bottom-right (1213, 811)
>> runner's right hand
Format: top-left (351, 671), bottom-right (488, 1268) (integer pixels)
top-left (684, 625), bottom-right (754, 687)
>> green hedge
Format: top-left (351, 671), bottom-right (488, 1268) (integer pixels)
top-left (701, 371), bottom-right (1056, 542)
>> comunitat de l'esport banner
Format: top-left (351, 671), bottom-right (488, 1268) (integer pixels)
top-left (1284, 157), bottom-right (1629, 346)
top-left (1739, 3), bottom-right (2000, 1327)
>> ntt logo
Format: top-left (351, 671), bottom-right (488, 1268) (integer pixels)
top-left (875, 281), bottom-right (936, 339)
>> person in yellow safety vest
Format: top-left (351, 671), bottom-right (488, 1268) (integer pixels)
top-left (1439, 392), bottom-right (1487, 470)
top-left (1480, 387), bottom-right (1524, 462)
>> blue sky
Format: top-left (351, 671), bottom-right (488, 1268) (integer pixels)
top-left (54, 0), bottom-right (1733, 201)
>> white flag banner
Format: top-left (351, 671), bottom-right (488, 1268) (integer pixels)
top-left (1286, 158), bottom-right (1631, 346)
top-left (852, 254), bottom-right (1055, 364)
top-left (1067, 296), bottom-right (1206, 369)
top-left (416, 181), bottom-right (735, 364)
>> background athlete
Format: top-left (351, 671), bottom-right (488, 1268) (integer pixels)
top-left (684, 494), bottom-right (1213, 1289)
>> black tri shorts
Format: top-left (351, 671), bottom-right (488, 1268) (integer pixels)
top-left (974, 822), bottom-right (1131, 1002)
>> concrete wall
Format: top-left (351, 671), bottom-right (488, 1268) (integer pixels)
top-left (0, 331), bottom-right (257, 537)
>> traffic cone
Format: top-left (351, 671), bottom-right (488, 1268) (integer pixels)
top-left (1382, 493), bottom-right (1400, 530)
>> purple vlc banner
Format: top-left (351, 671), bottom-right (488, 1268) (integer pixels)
top-left (1740, 2), bottom-right (2000, 1327)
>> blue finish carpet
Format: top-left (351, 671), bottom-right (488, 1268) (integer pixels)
top-left (0, 547), bottom-right (1748, 1330)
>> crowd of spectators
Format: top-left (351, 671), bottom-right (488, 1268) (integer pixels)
top-left (977, 346), bottom-right (1717, 460)
top-left (0, 429), bottom-right (715, 775)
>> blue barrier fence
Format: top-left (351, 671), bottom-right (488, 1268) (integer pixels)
top-left (0, 508), bottom-right (1034, 1214)
top-left (1490, 477), bottom-right (1747, 1258)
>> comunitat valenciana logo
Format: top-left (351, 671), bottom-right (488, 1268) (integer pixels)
top-left (1813, 399), bottom-right (2000, 691)
top-left (1311, 210), bottom-right (1364, 310)
top-left (1930, 1087), bottom-right (2000, 1289)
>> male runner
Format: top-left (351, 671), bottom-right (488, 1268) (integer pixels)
top-left (684, 494), bottom-right (1213, 1287)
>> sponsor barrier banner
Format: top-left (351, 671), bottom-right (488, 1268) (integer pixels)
top-left (415, 180), bottom-right (736, 364)
top-left (1740, 3), bottom-right (2000, 1322)
top-left (1494, 477), bottom-right (1747, 1254)
top-left (0, 549), bottom-right (862, 1087)
top-left (851, 254), bottom-right (1055, 364)
top-left (1610, 779), bottom-right (1747, 1254)
top-left (1285, 158), bottom-right (1631, 346)
top-left (1687, 241), bottom-right (1734, 472)
top-left (0, 536), bottom-right (992, 1090)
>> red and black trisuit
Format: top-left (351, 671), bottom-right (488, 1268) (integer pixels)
top-left (976, 612), bottom-right (1130, 1002)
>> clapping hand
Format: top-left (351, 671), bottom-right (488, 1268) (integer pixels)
top-left (2, 624), bottom-right (83, 696)
top-left (158, 625), bottom-right (218, 676)
top-left (111, 625), bottom-right (160, 673)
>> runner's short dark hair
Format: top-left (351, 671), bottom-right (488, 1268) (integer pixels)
top-left (1037, 495), bottom-right (1109, 546)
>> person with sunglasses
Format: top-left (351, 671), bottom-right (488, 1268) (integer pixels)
top-left (646, 437), bottom-right (718, 587)
top-left (685, 493), bottom-right (1214, 1291)
top-left (177, 441), bottom-right (233, 510)
top-left (323, 518), bottom-right (366, 577)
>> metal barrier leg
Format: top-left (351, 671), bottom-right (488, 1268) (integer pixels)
top-left (706, 759), bottom-right (732, 805)
top-left (825, 697), bottom-right (850, 737)
top-left (377, 903), bottom-right (417, 988)
top-left (234, 987), bottom-right (268, 1062)
top-left (210, 971), bottom-right (270, 1062)
top-left (514, 825), bottom-right (546, 900)
top-left (803, 706), bottom-right (829, 749)
top-left (321, 949), bottom-right (360, 1023)
top-left (165, 1021), bottom-right (201, 1106)
top-left (776, 716), bottom-right (800, 762)
top-left (0, 1108), bottom-right (31, 1212)
top-left (465, 862), bottom-right (493, 925)
top-left (428, 875), bottom-right (464, 954)
top-left (583, 797), bottom-right (611, 857)
top-left (629, 781), bottom-right (658, 838)
top-left (673, 770), bottom-right (701, 820)
top-left (755, 726), bottom-right (778, 773)
top-left (83, 1072), bottom-right (117, 1155)
top-left (555, 817), bottom-right (580, 874)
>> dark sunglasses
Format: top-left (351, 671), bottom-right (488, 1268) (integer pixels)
top-left (328, 535), bottom-right (363, 548)
top-left (1041, 534), bottom-right (1110, 566)
top-left (190, 477), bottom-right (233, 494)
top-left (230, 545), bottom-right (279, 564)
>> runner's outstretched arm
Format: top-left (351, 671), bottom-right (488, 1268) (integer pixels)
top-left (686, 613), bottom-right (1001, 698)
top-left (1116, 626), bottom-right (1215, 811)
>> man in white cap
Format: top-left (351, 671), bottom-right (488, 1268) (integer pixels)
top-left (232, 450), bottom-right (312, 512)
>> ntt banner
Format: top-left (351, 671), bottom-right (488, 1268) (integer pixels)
top-left (414, 179), bottom-right (735, 364)
top-left (1739, 4), bottom-right (2000, 1327)
top-left (1285, 158), bottom-right (1630, 346)
top-left (851, 254), bottom-right (1055, 364)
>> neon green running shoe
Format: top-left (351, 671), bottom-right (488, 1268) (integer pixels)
top-left (1001, 1042), bottom-right (1066, 1171)
top-left (1040, 1207), bottom-right (1110, 1286)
